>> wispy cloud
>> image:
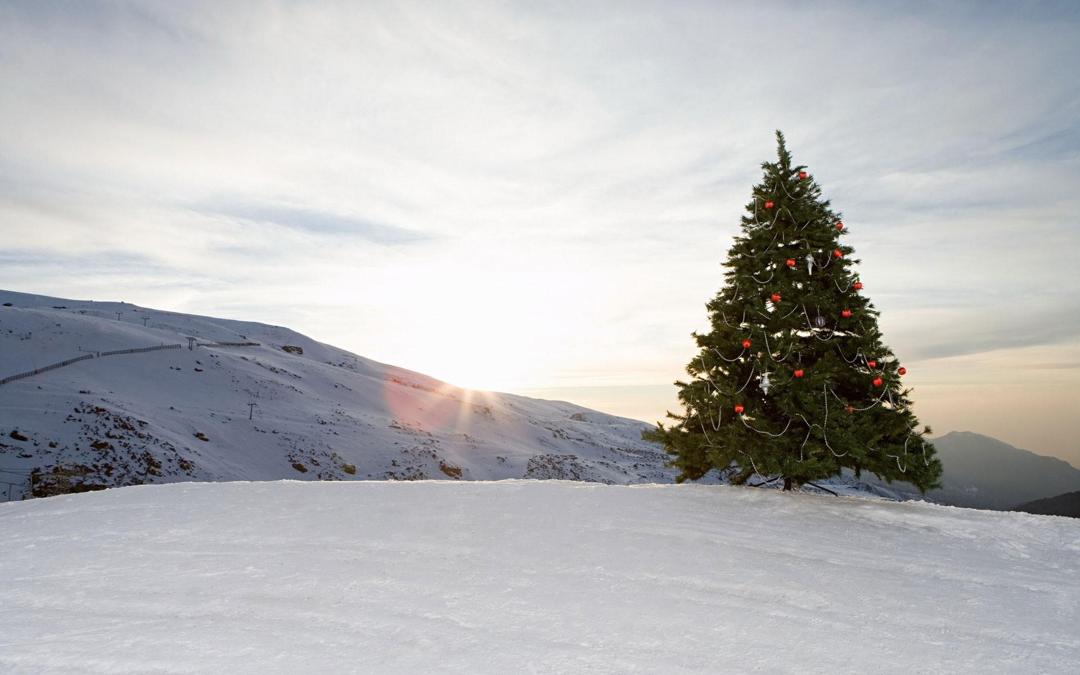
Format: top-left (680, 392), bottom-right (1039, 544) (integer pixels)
top-left (196, 200), bottom-right (432, 244)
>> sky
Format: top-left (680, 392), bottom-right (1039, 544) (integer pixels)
top-left (1, 1), bottom-right (1079, 465)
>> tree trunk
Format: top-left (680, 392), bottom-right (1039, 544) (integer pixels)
top-left (783, 477), bottom-right (793, 491)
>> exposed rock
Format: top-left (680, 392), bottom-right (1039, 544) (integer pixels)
top-left (439, 462), bottom-right (462, 479)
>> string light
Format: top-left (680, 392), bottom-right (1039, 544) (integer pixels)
top-left (739, 414), bottom-right (794, 438)
top-left (752, 270), bottom-right (775, 285)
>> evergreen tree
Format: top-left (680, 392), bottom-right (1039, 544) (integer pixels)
top-left (646, 132), bottom-right (942, 492)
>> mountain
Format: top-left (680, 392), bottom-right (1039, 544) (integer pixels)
top-left (861, 431), bottom-right (1080, 510)
top-left (1, 480), bottom-right (1078, 672)
top-left (0, 290), bottom-right (678, 500)
top-left (1013, 490), bottom-right (1080, 518)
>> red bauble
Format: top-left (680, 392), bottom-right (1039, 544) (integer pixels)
top-left (833, 249), bottom-right (843, 258)
top-left (793, 369), bottom-right (805, 378)
top-left (785, 258), bottom-right (796, 268)
top-left (898, 367), bottom-right (907, 376)
top-left (742, 339), bottom-right (752, 349)
top-left (867, 360), bottom-right (877, 368)
top-left (798, 171), bottom-right (808, 180)
top-left (836, 221), bottom-right (844, 231)
top-left (872, 377), bottom-right (883, 387)
top-left (770, 293), bottom-right (781, 303)
top-left (734, 404), bottom-right (745, 414)
top-left (764, 200), bottom-right (774, 209)
top-left (841, 309), bottom-right (852, 318)
top-left (853, 281), bottom-right (864, 290)
top-left (845, 405), bottom-right (855, 414)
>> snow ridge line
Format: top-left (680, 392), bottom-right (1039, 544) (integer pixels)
top-left (0, 344), bottom-right (182, 386)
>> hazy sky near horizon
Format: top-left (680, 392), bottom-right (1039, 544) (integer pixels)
top-left (2, 1), bottom-right (1079, 464)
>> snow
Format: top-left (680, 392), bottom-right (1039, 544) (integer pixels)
top-left (0, 289), bottom-right (679, 497)
top-left (2, 480), bottom-right (1078, 673)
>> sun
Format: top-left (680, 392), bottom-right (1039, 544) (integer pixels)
top-left (425, 338), bottom-right (523, 392)
top-left (371, 244), bottom-right (582, 394)
top-left (412, 301), bottom-right (541, 393)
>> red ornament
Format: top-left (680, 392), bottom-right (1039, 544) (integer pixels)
top-left (845, 405), bottom-right (855, 414)
top-left (835, 221), bottom-right (844, 231)
top-left (741, 339), bottom-right (752, 349)
top-left (770, 293), bottom-right (781, 303)
top-left (764, 200), bottom-right (774, 209)
top-left (853, 281), bottom-right (864, 290)
top-left (872, 377), bottom-right (883, 387)
top-left (734, 404), bottom-right (745, 414)
top-left (898, 367), bottom-right (907, 376)
top-left (798, 171), bottom-right (808, 180)
top-left (867, 360), bottom-right (877, 368)
top-left (785, 258), bottom-right (796, 268)
top-left (793, 369), bottom-right (805, 378)
top-left (833, 249), bottom-right (843, 259)
top-left (841, 309), bottom-right (852, 318)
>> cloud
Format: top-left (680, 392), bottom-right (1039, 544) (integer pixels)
top-left (0, 249), bottom-right (187, 278)
top-left (195, 200), bottom-right (433, 245)
top-left (887, 303), bottom-right (1080, 363)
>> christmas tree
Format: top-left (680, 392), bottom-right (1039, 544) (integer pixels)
top-left (646, 132), bottom-right (942, 492)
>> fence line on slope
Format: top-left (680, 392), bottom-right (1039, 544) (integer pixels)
top-left (99, 344), bottom-right (183, 358)
top-left (0, 344), bottom-right (182, 387)
top-left (201, 341), bottom-right (261, 347)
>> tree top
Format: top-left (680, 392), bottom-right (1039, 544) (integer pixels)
top-left (775, 130), bottom-right (792, 169)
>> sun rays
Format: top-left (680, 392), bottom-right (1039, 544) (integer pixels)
top-left (380, 370), bottom-right (501, 438)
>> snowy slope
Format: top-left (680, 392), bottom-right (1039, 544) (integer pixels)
top-left (1, 480), bottom-right (1078, 673)
top-left (0, 290), bottom-right (674, 500)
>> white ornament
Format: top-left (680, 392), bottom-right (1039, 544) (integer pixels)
top-left (761, 372), bottom-right (771, 394)
top-left (805, 253), bottom-right (814, 275)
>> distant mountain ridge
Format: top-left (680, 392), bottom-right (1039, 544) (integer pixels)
top-left (863, 431), bottom-right (1080, 510)
top-left (1013, 490), bottom-right (1080, 518)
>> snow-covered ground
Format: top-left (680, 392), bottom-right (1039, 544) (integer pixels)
top-left (0, 290), bottom-right (679, 499)
top-left (1, 481), bottom-right (1077, 673)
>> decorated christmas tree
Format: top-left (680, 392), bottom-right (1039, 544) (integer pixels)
top-left (646, 132), bottom-right (942, 492)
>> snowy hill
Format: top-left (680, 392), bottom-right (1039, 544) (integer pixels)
top-left (1, 480), bottom-right (1078, 673)
top-left (0, 290), bottom-right (675, 500)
